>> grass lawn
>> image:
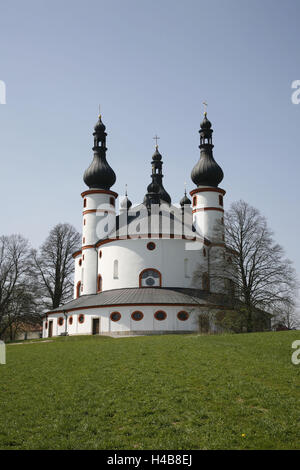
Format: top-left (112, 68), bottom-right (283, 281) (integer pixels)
top-left (0, 331), bottom-right (299, 450)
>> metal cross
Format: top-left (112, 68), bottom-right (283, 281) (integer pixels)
top-left (203, 101), bottom-right (208, 115)
top-left (153, 135), bottom-right (160, 147)
top-left (98, 104), bottom-right (101, 118)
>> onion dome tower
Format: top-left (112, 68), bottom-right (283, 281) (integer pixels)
top-left (83, 115), bottom-right (116, 189)
top-left (190, 110), bottom-right (225, 242)
top-left (143, 144), bottom-right (171, 207)
top-left (79, 114), bottom-right (118, 297)
top-left (120, 186), bottom-right (132, 211)
top-left (191, 113), bottom-right (223, 187)
top-left (180, 189), bottom-right (191, 207)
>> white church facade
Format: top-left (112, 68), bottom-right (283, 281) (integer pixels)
top-left (43, 111), bottom-right (233, 338)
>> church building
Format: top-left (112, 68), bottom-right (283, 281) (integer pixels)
top-left (43, 110), bottom-right (234, 337)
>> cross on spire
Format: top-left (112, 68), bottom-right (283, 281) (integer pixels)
top-left (203, 101), bottom-right (208, 116)
top-left (98, 104), bottom-right (101, 119)
top-left (153, 134), bottom-right (160, 148)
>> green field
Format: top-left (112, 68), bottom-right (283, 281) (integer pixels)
top-left (0, 331), bottom-right (299, 450)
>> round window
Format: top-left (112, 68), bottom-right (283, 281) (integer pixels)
top-left (131, 311), bottom-right (144, 321)
top-left (154, 311), bottom-right (167, 321)
top-left (147, 242), bottom-right (156, 251)
top-left (177, 311), bottom-right (189, 321)
top-left (78, 314), bottom-right (85, 324)
top-left (110, 312), bottom-right (121, 322)
top-left (69, 316), bottom-right (73, 325)
top-left (58, 317), bottom-right (64, 326)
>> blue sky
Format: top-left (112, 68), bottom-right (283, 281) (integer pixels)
top-left (0, 0), bottom-right (299, 282)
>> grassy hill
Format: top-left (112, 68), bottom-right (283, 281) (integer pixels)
top-left (0, 331), bottom-right (299, 450)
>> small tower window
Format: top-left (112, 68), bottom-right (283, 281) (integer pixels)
top-left (84, 198), bottom-right (87, 208)
top-left (203, 248), bottom-right (206, 257)
top-left (83, 237), bottom-right (85, 244)
top-left (113, 260), bottom-right (119, 279)
top-left (110, 197), bottom-right (115, 207)
top-left (76, 281), bottom-right (81, 298)
top-left (219, 195), bottom-right (223, 207)
top-left (147, 242), bottom-right (156, 251)
top-left (69, 316), bottom-right (73, 325)
top-left (84, 219), bottom-right (86, 226)
top-left (97, 274), bottom-right (102, 293)
top-left (79, 259), bottom-right (82, 266)
top-left (193, 195), bottom-right (197, 207)
top-left (99, 250), bottom-right (102, 258)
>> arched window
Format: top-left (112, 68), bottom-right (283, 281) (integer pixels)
top-left (76, 281), bottom-right (81, 298)
top-left (97, 274), bottom-right (102, 293)
top-left (83, 198), bottom-right (87, 208)
top-left (110, 197), bottom-right (115, 207)
top-left (58, 317), bottom-right (64, 326)
top-left (184, 258), bottom-right (189, 278)
top-left (69, 316), bottom-right (73, 325)
top-left (219, 195), bottom-right (223, 207)
top-left (202, 272), bottom-right (210, 292)
top-left (78, 314), bottom-right (85, 324)
top-left (113, 260), bottom-right (118, 279)
top-left (192, 195), bottom-right (197, 207)
top-left (139, 268), bottom-right (162, 287)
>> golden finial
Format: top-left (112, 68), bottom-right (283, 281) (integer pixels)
top-left (98, 104), bottom-right (101, 119)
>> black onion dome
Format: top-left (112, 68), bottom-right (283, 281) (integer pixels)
top-left (180, 191), bottom-right (191, 207)
top-left (94, 115), bottom-right (106, 132)
top-left (200, 114), bottom-right (212, 129)
top-left (83, 115), bottom-right (116, 190)
top-left (147, 181), bottom-right (160, 193)
top-left (191, 113), bottom-right (224, 188)
top-left (152, 147), bottom-right (162, 161)
top-left (158, 185), bottom-right (171, 204)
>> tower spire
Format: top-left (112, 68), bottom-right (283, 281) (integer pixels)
top-left (143, 139), bottom-right (171, 207)
top-left (83, 113), bottom-right (116, 190)
top-left (191, 111), bottom-right (224, 187)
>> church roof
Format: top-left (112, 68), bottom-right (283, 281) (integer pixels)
top-left (47, 287), bottom-right (211, 314)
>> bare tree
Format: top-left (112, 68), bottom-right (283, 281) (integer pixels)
top-left (192, 200), bottom-right (298, 333)
top-left (222, 201), bottom-right (297, 331)
top-left (32, 223), bottom-right (80, 310)
top-left (0, 234), bottom-right (39, 340)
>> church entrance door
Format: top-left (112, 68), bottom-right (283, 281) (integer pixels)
top-left (49, 321), bottom-right (53, 338)
top-left (92, 318), bottom-right (100, 335)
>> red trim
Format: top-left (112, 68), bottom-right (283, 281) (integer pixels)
top-left (82, 245), bottom-right (96, 250)
top-left (94, 233), bottom-right (206, 248)
top-left (139, 268), bottom-right (162, 287)
top-left (110, 311), bottom-right (121, 322)
top-left (48, 301), bottom-right (207, 315)
top-left (154, 310), bottom-right (167, 321)
top-left (192, 207), bottom-right (224, 213)
top-left (81, 189), bottom-right (118, 198)
top-left (83, 209), bottom-right (115, 215)
top-left (177, 311), bottom-right (189, 321)
top-left (72, 250), bottom-right (82, 259)
top-left (131, 311), bottom-right (144, 321)
top-left (190, 187), bottom-right (226, 196)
